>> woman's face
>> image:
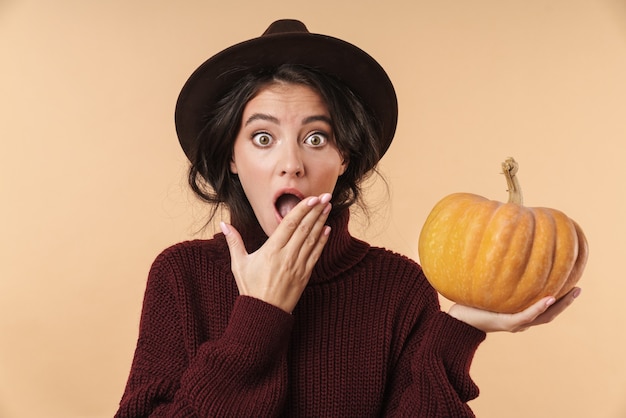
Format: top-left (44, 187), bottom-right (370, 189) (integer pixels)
top-left (230, 82), bottom-right (347, 236)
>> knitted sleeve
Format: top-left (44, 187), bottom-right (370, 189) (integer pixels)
top-left (383, 277), bottom-right (486, 417)
top-left (115, 249), bottom-right (294, 417)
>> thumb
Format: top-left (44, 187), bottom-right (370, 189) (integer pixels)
top-left (220, 221), bottom-right (248, 262)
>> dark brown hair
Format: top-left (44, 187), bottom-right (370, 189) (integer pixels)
top-left (188, 64), bottom-right (383, 231)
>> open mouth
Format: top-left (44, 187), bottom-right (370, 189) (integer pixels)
top-left (275, 193), bottom-right (303, 219)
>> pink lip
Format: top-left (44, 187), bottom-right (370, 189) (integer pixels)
top-left (273, 187), bottom-right (305, 221)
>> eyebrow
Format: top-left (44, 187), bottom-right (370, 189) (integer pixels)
top-left (244, 113), bottom-right (332, 127)
top-left (302, 115), bottom-right (332, 126)
top-left (244, 113), bottom-right (279, 126)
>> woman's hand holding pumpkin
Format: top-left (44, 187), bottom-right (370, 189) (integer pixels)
top-left (448, 287), bottom-right (581, 333)
top-left (221, 193), bottom-right (332, 314)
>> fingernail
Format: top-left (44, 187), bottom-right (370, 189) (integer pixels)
top-left (323, 226), bottom-right (331, 236)
top-left (320, 193), bottom-right (332, 204)
top-left (545, 297), bottom-right (556, 307)
top-left (307, 196), bottom-right (320, 206)
top-left (572, 288), bottom-right (582, 299)
top-left (220, 221), bottom-right (230, 236)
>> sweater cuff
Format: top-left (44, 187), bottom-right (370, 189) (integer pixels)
top-left (222, 296), bottom-right (295, 353)
top-left (432, 313), bottom-right (486, 369)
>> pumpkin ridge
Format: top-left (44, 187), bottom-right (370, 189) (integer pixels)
top-left (498, 207), bottom-right (537, 312)
top-left (475, 202), bottom-right (521, 310)
top-left (418, 195), bottom-right (450, 299)
top-left (448, 194), bottom-right (484, 301)
top-left (419, 193), bottom-right (485, 302)
top-left (555, 221), bottom-right (588, 299)
top-left (541, 208), bottom-right (578, 298)
top-left (465, 199), bottom-right (499, 305)
top-left (506, 207), bottom-right (554, 312)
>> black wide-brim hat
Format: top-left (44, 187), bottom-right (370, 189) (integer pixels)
top-left (175, 19), bottom-right (398, 165)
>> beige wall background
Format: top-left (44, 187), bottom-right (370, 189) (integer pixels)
top-left (1, 0), bottom-right (625, 417)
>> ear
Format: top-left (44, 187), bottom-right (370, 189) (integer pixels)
top-left (339, 158), bottom-right (348, 175)
top-left (229, 157), bottom-right (238, 174)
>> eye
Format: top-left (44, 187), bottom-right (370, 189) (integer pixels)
top-left (304, 132), bottom-right (327, 147)
top-left (252, 132), bottom-right (273, 147)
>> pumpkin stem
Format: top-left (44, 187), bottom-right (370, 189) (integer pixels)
top-left (502, 157), bottom-right (523, 205)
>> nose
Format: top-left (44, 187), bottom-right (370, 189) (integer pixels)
top-left (279, 142), bottom-right (304, 177)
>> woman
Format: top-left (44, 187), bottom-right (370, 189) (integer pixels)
top-left (116, 20), bottom-right (580, 417)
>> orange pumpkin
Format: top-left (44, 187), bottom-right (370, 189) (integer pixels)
top-left (418, 158), bottom-right (588, 313)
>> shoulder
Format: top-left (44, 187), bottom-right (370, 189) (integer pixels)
top-left (159, 235), bottom-right (228, 259)
top-left (141, 236), bottom-right (232, 298)
top-left (365, 246), bottom-right (423, 277)
top-left (356, 245), bottom-right (430, 287)
top-left (150, 235), bottom-right (229, 273)
top-left (363, 245), bottom-right (439, 304)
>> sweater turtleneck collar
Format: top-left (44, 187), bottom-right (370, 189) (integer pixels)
top-left (310, 209), bottom-right (370, 284)
top-left (228, 209), bottom-right (371, 285)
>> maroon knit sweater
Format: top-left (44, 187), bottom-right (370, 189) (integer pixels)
top-left (116, 210), bottom-right (486, 417)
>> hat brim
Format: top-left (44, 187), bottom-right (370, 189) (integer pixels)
top-left (175, 28), bottom-right (398, 164)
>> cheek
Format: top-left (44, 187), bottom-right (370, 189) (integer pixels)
top-left (315, 158), bottom-right (346, 186)
top-left (232, 158), bottom-right (268, 201)
top-left (231, 143), bottom-right (258, 178)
